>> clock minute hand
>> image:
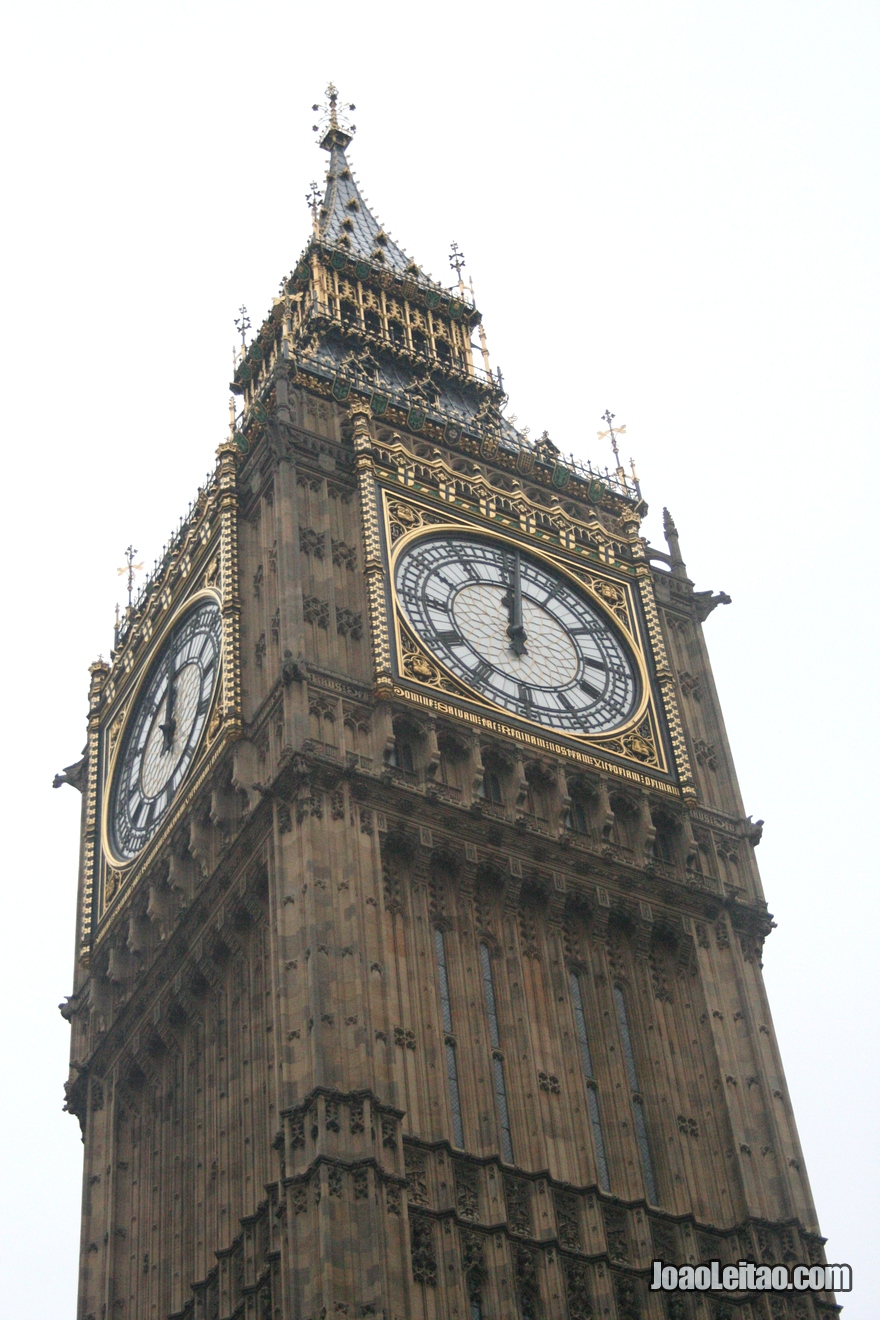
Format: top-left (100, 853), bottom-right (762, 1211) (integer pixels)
top-left (504, 551), bottom-right (528, 657)
top-left (159, 664), bottom-right (177, 753)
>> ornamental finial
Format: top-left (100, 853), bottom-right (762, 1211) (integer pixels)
top-left (312, 83), bottom-right (356, 150)
top-left (598, 409), bottom-right (630, 484)
top-left (598, 410), bottom-right (626, 465)
top-left (116, 545), bottom-right (143, 608)
top-left (234, 305), bottom-right (251, 346)
top-left (449, 241), bottom-right (467, 296)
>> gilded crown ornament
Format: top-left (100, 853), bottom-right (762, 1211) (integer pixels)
top-left (312, 82), bottom-right (356, 149)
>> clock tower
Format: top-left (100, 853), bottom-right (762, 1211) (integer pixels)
top-left (60, 88), bottom-right (837, 1320)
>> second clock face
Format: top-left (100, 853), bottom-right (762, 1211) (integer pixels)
top-left (395, 533), bottom-right (639, 734)
top-left (109, 597), bottom-right (222, 861)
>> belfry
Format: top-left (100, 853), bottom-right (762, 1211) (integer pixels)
top-left (60, 86), bottom-right (836, 1319)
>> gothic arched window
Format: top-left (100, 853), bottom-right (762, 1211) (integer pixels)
top-left (569, 971), bottom-right (611, 1192)
top-left (613, 984), bottom-right (658, 1204)
top-left (651, 809), bottom-right (678, 864)
top-left (479, 941), bottom-right (513, 1163)
top-left (434, 927), bottom-right (465, 1149)
top-left (569, 798), bottom-right (589, 835)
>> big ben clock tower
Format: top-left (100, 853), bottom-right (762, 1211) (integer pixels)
top-left (60, 88), bottom-right (838, 1320)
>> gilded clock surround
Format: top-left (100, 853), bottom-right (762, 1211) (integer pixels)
top-left (79, 438), bottom-right (244, 953)
top-left (385, 504), bottom-right (668, 777)
top-left (100, 588), bottom-right (224, 870)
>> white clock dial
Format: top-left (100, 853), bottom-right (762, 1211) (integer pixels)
top-left (395, 534), bottom-right (638, 734)
top-left (109, 598), bottom-right (222, 861)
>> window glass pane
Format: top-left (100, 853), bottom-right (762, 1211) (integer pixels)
top-left (571, 971), bottom-right (610, 1193)
top-left (614, 984), bottom-right (658, 1204)
top-left (613, 984), bottom-right (641, 1093)
top-left (493, 1055), bottom-right (514, 1164)
top-left (586, 1084), bottom-right (611, 1194)
top-left (569, 971), bottom-right (594, 1077)
top-left (435, 927), bottom-right (454, 1035)
top-left (435, 928), bottom-right (464, 1148)
top-left (633, 1098), bottom-right (658, 1205)
top-left (480, 943), bottom-right (501, 1049)
top-left (446, 1040), bottom-right (465, 1149)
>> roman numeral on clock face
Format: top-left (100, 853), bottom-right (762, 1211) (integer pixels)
top-left (579, 676), bottom-right (605, 700)
top-left (436, 629), bottom-right (462, 646)
top-left (471, 660), bottom-right (493, 684)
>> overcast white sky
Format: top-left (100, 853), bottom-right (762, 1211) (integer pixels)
top-left (1, 1), bottom-right (877, 1313)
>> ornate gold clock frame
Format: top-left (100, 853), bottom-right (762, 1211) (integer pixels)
top-left (352, 409), bottom-right (694, 801)
top-left (78, 440), bottom-right (243, 962)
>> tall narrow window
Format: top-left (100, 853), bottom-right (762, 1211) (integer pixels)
top-left (613, 984), bottom-right (658, 1205)
top-left (568, 798), bottom-right (589, 835)
top-left (434, 928), bottom-right (465, 1149)
top-left (479, 942), bottom-right (514, 1164)
top-left (481, 770), bottom-right (502, 804)
top-left (569, 971), bottom-right (611, 1193)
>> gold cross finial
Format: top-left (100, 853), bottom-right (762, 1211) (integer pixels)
top-left (598, 410), bottom-right (627, 462)
top-left (597, 411), bottom-right (639, 493)
top-left (326, 82), bottom-right (339, 128)
top-left (116, 545), bottom-right (144, 607)
top-left (312, 84), bottom-right (356, 149)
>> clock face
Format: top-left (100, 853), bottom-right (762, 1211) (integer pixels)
top-left (109, 598), bottom-right (222, 861)
top-left (395, 534), bottom-right (639, 734)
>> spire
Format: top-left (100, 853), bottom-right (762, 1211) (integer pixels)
top-left (662, 507), bottom-right (688, 580)
top-left (229, 89), bottom-right (641, 516)
top-left (310, 83), bottom-right (412, 274)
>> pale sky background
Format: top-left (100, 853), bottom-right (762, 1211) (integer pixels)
top-left (1, 1), bottom-right (877, 1313)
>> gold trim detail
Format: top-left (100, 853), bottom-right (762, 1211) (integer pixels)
top-left (633, 560), bottom-right (696, 799)
top-left (107, 710), bottom-right (126, 755)
top-left (80, 660), bottom-right (109, 962)
top-left (370, 432), bottom-right (633, 564)
top-left (568, 569), bottom-right (632, 632)
top-left (96, 731), bottom-right (230, 934)
top-left (217, 440), bottom-right (243, 737)
top-left (100, 586), bottom-right (225, 876)
top-left (388, 499), bottom-right (449, 543)
top-left (206, 688), bottom-right (224, 745)
top-left (383, 490), bottom-right (671, 779)
top-left (588, 707), bottom-right (662, 771)
top-left (392, 686), bottom-right (678, 796)
top-left (352, 404), bottom-right (393, 694)
top-left (399, 624), bottom-right (475, 700)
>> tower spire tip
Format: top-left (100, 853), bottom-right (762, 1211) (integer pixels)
top-left (312, 82), bottom-right (356, 151)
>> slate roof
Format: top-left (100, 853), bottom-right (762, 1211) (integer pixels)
top-left (318, 138), bottom-right (412, 274)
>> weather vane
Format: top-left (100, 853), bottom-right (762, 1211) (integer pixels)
top-left (598, 409), bottom-right (627, 467)
top-left (117, 544), bottom-right (144, 608)
top-left (312, 83), bottom-right (356, 142)
top-left (234, 305), bottom-right (251, 346)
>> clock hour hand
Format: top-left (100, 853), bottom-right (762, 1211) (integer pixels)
top-left (159, 665), bottom-right (177, 752)
top-left (502, 551), bottom-right (528, 657)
